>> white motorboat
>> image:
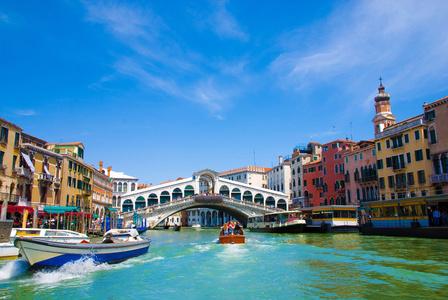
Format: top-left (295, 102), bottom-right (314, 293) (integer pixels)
top-left (0, 226), bottom-right (89, 259)
top-left (247, 211), bottom-right (307, 233)
top-left (15, 229), bottom-right (151, 268)
top-left (192, 223), bottom-right (201, 229)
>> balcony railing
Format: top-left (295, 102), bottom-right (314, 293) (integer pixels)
top-left (38, 173), bottom-right (54, 182)
top-left (394, 183), bottom-right (407, 190)
top-left (54, 178), bottom-right (61, 188)
top-left (360, 175), bottom-right (377, 183)
top-left (15, 167), bottom-right (34, 179)
top-left (392, 163), bottom-right (406, 171)
top-left (431, 173), bottom-right (448, 184)
top-left (0, 164), bottom-right (6, 170)
top-left (83, 189), bottom-right (92, 196)
top-left (315, 183), bottom-right (324, 189)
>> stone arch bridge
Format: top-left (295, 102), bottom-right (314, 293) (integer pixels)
top-left (122, 194), bottom-right (282, 228)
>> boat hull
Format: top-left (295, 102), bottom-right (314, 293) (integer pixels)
top-left (0, 242), bottom-right (18, 259)
top-left (248, 223), bottom-right (306, 233)
top-left (219, 234), bottom-right (245, 244)
top-left (15, 237), bottom-right (151, 268)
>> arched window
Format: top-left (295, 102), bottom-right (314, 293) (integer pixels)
top-left (131, 183), bottom-right (136, 191)
top-left (123, 182), bottom-right (128, 193)
top-left (347, 190), bottom-right (351, 203)
top-left (113, 182), bottom-right (117, 192)
top-left (118, 182), bottom-right (122, 192)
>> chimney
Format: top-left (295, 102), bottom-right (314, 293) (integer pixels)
top-left (279, 156), bottom-right (283, 165)
top-left (107, 166), bottom-right (111, 178)
top-left (99, 161), bottom-right (103, 172)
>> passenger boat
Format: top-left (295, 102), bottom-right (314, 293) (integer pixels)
top-left (192, 223), bottom-right (201, 229)
top-left (301, 205), bottom-right (360, 233)
top-left (219, 233), bottom-right (245, 244)
top-left (0, 225), bottom-right (89, 259)
top-left (247, 211), bottom-right (306, 233)
top-left (14, 229), bottom-right (151, 268)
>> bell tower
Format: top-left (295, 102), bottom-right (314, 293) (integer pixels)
top-left (372, 78), bottom-right (396, 135)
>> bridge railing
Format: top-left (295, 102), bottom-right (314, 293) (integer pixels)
top-left (121, 194), bottom-right (284, 219)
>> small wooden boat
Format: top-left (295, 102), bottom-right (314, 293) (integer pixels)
top-left (219, 233), bottom-right (245, 244)
top-left (174, 225), bottom-right (182, 231)
top-left (14, 229), bottom-right (150, 268)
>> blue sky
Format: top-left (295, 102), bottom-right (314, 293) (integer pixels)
top-left (1, 0), bottom-right (448, 185)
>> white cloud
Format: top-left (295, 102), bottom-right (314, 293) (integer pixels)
top-left (0, 14), bottom-right (9, 23)
top-left (209, 0), bottom-right (248, 41)
top-left (15, 110), bottom-right (36, 116)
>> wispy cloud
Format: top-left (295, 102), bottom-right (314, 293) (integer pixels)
top-left (270, 0), bottom-right (448, 98)
top-left (209, 0), bottom-right (248, 41)
top-left (15, 110), bottom-right (36, 116)
top-left (83, 1), bottom-right (243, 118)
top-left (0, 14), bottom-right (9, 23)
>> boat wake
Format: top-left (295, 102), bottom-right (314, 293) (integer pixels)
top-left (0, 259), bottom-right (30, 280)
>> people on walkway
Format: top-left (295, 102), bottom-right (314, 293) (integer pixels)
top-left (441, 210), bottom-right (448, 227)
top-left (433, 209), bottom-right (441, 226)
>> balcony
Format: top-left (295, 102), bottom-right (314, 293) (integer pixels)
top-left (15, 167), bottom-right (34, 179)
top-left (0, 192), bottom-right (20, 203)
top-left (315, 183), bottom-right (324, 189)
top-left (394, 183), bottom-right (407, 190)
top-left (0, 164), bottom-right (6, 171)
top-left (38, 173), bottom-right (54, 182)
top-left (360, 175), bottom-right (377, 184)
top-left (431, 173), bottom-right (448, 184)
top-left (54, 178), bottom-right (61, 188)
top-left (83, 189), bottom-right (92, 196)
top-left (392, 163), bottom-right (406, 171)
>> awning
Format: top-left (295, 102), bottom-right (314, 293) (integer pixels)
top-left (21, 152), bottom-right (35, 173)
top-left (44, 165), bottom-right (51, 175)
top-left (43, 206), bottom-right (78, 214)
top-left (1, 205), bottom-right (34, 214)
top-left (105, 207), bottom-right (117, 212)
top-left (93, 214), bottom-right (99, 218)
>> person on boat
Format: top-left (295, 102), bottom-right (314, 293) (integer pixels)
top-left (234, 222), bottom-right (242, 235)
top-left (227, 222), bottom-right (234, 235)
top-left (102, 232), bottom-right (114, 243)
top-left (221, 224), bottom-right (229, 236)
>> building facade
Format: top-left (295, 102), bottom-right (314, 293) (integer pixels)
top-left (343, 140), bottom-right (378, 205)
top-left (92, 161), bottom-right (114, 217)
top-left (423, 96), bottom-right (448, 194)
top-left (290, 142), bottom-right (322, 208)
top-left (267, 156), bottom-right (291, 205)
top-left (110, 170), bottom-right (138, 212)
top-left (219, 166), bottom-right (270, 188)
top-left (302, 159), bottom-right (324, 207)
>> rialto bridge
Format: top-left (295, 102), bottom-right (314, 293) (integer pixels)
top-left (119, 169), bottom-right (289, 227)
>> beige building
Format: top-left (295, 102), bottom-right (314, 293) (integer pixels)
top-left (92, 161), bottom-right (114, 217)
top-left (219, 166), bottom-right (270, 189)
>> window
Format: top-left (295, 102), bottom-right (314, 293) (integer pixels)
top-left (417, 170), bottom-right (425, 184)
top-left (0, 151), bottom-right (4, 164)
top-left (429, 127), bottom-right (437, 144)
top-left (377, 142), bottom-right (381, 151)
top-left (425, 110), bottom-right (436, 121)
top-left (12, 155), bottom-right (17, 170)
top-left (388, 175), bottom-right (394, 188)
top-left (404, 133), bottom-right (409, 144)
top-left (386, 140), bottom-right (391, 149)
top-left (391, 136), bottom-right (404, 149)
top-left (372, 149), bottom-right (376, 157)
top-left (415, 149), bottom-right (423, 162)
top-left (0, 127), bottom-right (8, 143)
top-left (414, 130), bottom-right (420, 141)
top-left (304, 180), bottom-right (307, 187)
top-left (14, 132), bottom-right (20, 147)
top-left (407, 172), bottom-right (414, 186)
top-left (334, 154), bottom-right (338, 160)
top-left (360, 153), bottom-right (363, 160)
top-left (335, 164), bottom-right (338, 173)
top-left (406, 152), bottom-right (412, 164)
top-left (377, 159), bottom-right (383, 170)
top-left (345, 157), bottom-right (348, 163)
top-left (379, 177), bottom-right (385, 189)
top-left (426, 149), bottom-right (431, 160)
top-left (354, 154), bottom-right (358, 161)
top-left (386, 157), bottom-right (392, 168)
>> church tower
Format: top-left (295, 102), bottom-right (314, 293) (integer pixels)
top-left (372, 79), bottom-right (396, 135)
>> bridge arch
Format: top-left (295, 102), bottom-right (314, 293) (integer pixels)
top-left (184, 185), bottom-right (194, 197)
top-left (161, 191), bottom-right (170, 204)
top-left (122, 199), bottom-right (133, 212)
top-left (147, 193), bottom-right (158, 206)
top-left (219, 185), bottom-right (230, 197)
top-left (172, 188), bottom-right (182, 200)
top-left (243, 191), bottom-right (253, 202)
top-left (231, 188), bottom-right (241, 200)
top-left (135, 196), bottom-right (146, 209)
top-left (266, 196), bottom-right (275, 207)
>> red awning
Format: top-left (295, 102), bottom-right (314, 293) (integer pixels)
top-left (1, 205), bottom-right (34, 214)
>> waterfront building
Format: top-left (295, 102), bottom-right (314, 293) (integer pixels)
top-left (290, 142), bottom-right (322, 208)
top-left (21, 134), bottom-right (63, 210)
top-left (302, 159), bottom-right (324, 207)
top-left (267, 156), bottom-right (291, 206)
top-left (109, 170), bottom-right (138, 212)
top-left (342, 140), bottom-right (378, 204)
top-left (322, 139), bottom-right (356, 205)
top-left (46, 142), bottom-right (94, 213)
top-left (219, 166), bottom-right (270, 188)
top-left (186, 208), bottom-right (236, 226)
top-left (423, 96), bottom-right (448, 195)
top-left (92, 161), bottom-right (114, 217)
top-left (0, 118), bottom-right (23, 207)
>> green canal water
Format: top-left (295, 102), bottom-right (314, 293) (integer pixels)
top-left (1, 229), bottom-right (447, 299)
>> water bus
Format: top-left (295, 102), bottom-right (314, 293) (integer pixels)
top-left (301, 205), bottom-right (359, 233)
top-left (247, 211), bottom-right (306, 233)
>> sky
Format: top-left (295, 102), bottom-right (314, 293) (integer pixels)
top-left (1, 0), bottom-right (448, 185)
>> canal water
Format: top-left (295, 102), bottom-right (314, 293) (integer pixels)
top-left (1, 229), bottom-right (447, 299)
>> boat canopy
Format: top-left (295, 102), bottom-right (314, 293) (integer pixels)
top-left (43, 206), bottom-right (79, 214)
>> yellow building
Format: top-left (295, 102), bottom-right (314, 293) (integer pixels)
top-left (375, 115), bottom-right (434, 200)
top-left (46, 143), bottom-right (94, 213)
top-left (21, 133), bottom-right (63, 209)
top-left (0, 118), bottom-right (23, 206)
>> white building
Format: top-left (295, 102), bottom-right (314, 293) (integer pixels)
top-left (290, 142), bottom-right (322, 208)
top-left (219, 166), bottom-right (270, 188)
top-left (110, 170), bottom-right (138, 211)
top-left (186, 208), bottom-right (236, 227)
top-left (267, 156), bottom-right (291, 205)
